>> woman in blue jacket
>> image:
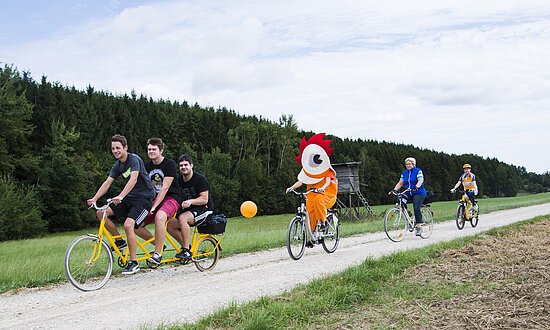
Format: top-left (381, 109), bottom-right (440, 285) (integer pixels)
top-left (391, 157), bottom-right (427, 236)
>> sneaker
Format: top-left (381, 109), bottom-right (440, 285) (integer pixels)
top-left (175, 248), bottom-right (192, 261)
top-left (147, 245), bottom-right (167, 257)
top-left (415, 225), bottom-right (423, 236)
top-left (111, 239), bottom-right (127, 252)
top-left (147, 252), bottom-right (162, 266)
top-left (319, 222), bottom-right (327, 232)
top-left (306, 241), bottom-right (314, 248)
top-left (122, 260), bottom-right (140, 275)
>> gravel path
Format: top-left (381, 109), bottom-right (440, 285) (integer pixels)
top-left (2, 203), bottom-right (550, 329)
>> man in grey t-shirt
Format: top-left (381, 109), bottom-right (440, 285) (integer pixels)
top-left (87, 134), bottom-right (154, 275)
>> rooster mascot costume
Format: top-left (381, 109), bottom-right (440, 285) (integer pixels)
top-left (287, 133), bottom-right (338, 233)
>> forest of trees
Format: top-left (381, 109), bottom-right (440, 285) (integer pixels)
top-left (1, 64), bottom-right (549, 241)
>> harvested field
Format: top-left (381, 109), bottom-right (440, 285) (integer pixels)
top-left (327, 218), bottom-right (550, 329)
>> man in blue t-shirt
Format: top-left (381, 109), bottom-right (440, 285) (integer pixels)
top-left (87, 134), bottom-right (155, 275)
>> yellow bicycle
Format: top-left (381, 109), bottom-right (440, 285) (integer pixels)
top-left (64, 199), bottom-right (223, 291)
top-left (454, 190), bottom-right (479, 229)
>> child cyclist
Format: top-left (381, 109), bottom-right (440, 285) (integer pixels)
top-left (451, 163), bottom-right (479, 210)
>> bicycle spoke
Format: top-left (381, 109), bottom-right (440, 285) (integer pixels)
top-left (194, 236), bottom-right (219, 272)
top-left (384, 208), bottom-right (407, 242)
top-left (287, 217), bottom-right (306, 260)
top-left (322, 214), bottom-right (340, 253)
top-left (65, 235), bottom-right (113, 291)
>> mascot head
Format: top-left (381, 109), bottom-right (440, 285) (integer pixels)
top-left (294, 133), bottom-right (334, 184)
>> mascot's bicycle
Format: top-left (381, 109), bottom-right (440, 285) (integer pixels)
top-left (453, 190), bottom-right (479, 229)
top-left (286, 189), bottom-right (340, 260)
top-left (384, 189), bottom-right (434, 242)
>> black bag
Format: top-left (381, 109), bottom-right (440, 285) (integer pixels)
top-left (423, 191), bottom-right (434, 204)
top-left (197, 213), bottom-right (227, 234)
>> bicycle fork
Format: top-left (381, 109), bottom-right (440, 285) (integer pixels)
top-left (85, 234), bottom-right (105, 266)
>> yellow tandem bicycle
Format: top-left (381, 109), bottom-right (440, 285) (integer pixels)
top-left (64, 199), bottom-right (224, 291)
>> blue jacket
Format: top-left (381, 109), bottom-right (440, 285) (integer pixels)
top-left (400, 167), bottom-right (427, 196)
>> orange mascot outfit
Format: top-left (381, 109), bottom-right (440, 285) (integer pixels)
top-left (294, 133), bottom-right (338, 232)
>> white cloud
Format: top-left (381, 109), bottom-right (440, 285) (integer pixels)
top-left (1, 0), bottom-right (549, 172)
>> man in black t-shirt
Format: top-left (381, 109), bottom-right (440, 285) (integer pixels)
top-left (167, 154), bottom-right (212, 261)
top-left (136, 137), bottom-right (182, 266)
top-left (87, 134), bottom-right (155, 275)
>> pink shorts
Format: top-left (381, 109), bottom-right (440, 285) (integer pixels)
top-left (143, 197), bottom-right (180, 226)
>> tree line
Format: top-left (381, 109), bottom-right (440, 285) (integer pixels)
top-left (1, 64), bottom-right (548, 241)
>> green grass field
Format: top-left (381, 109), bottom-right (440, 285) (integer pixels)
top-left (170, 215), bottom-right (549, 330)
top-left (1, 193), bottom-right (550, 293)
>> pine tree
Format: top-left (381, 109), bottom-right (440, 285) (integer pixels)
top-left (38, 120), bottom-right (91, 231)
top-left (0, 65), bottom-right (38, 181)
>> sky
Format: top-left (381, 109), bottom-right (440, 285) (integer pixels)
top-left (1, 0), bottom-right (549, 173)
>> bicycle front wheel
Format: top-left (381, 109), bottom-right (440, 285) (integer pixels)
top-left (64, 235), bottom-right (113, 291)
top-left (456, 205), bottom-right (465, 230)
top-left (384, 208), bottom-right (407, 242)
top-left (194, 236), bottom-right (220, 272)
top-left (322, 214), bottom-right (340, 253)
top-left (287, 217), bottom-right (306, 260)
top-left (420, 206), bottom-right (434, 239)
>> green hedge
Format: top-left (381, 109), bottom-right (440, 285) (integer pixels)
top-left (0, 175), bottom-right (46, 241)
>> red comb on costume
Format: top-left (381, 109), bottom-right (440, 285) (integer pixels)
top-left (294, 133), bottom-right (334, 164)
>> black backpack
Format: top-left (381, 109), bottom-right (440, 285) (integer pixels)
top-left (197, 214), bottom-right (227, 234)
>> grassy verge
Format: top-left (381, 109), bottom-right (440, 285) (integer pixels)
top-left (172, 215), bottom-right (549, 329)
top-left (1, 193), bottom-right (549, 293)
top-left (228, 192), bottom-right (550, 254)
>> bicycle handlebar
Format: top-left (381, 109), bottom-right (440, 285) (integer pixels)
top-left (88, 198), bottom-right (114, 211)
top-left (287, 188), bottom-right (319, 196)
top-left (388, 188), bottom-right (414, 196)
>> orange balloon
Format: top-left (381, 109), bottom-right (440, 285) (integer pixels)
top-left (240, 201), bottom-right (257, 218)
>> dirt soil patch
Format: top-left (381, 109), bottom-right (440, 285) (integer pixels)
top-left (327, 218), bottom-right (550, 329)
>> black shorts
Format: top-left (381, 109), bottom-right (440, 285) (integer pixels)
top-left (179, 206), bottom-right (213, 227)
top-left (110, 196), bottom-right (152, 228)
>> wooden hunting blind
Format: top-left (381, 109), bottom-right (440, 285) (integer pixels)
top-left (332, 161), bottom-right (375, 220)
top-left (333, 162), bottom-right (361, 193)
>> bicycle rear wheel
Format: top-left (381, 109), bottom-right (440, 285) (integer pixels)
top-left (384, 208), bottom-right (407, 242)
top-left (471, 206), bottom-right (479, 227)
top-left (64, 235), bottom-right (113, 291)
top-left (194, 236), bottom-right (220, 272)
top-left (456, 205), bottom-right (465, 230)
top-left (420, 206), bottom-right (434, 239)
top-left (321, 214), bottom-right (340, 253)
top-left (287, 217), bottom-right (306, 260)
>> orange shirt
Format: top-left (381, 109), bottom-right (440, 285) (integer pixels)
top-left (306, 169), bottom-right (338, 196)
